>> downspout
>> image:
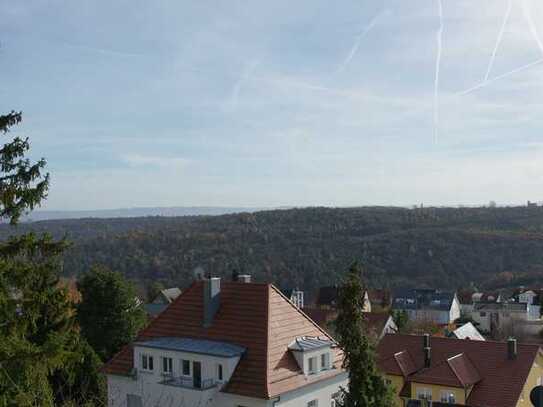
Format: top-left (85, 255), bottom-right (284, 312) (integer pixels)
top-left (272, 396), bottom-right (281, 406)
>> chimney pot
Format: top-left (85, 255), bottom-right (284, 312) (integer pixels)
top-left (237, 274), bottom-right (251, 283)
top-left (423, 333), bottom-right (430, 348)
top-left (424, 346), bottom-right (431, 368)
top-left (507, 337), bottom-right (517, 360)
top-left (203, 277), bottom-right (221, 327)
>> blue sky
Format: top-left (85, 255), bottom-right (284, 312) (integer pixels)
top-left (2, 0), bottom-right (543, 210)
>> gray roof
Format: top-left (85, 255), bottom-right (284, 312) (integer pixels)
top-left (474, 302), bottom-right (527, 312)
top-left (144, 303), bottom-right (168, 317)
top-left (134, 337), bottom-right (246, 358)
top-left (160, 287), bottom-right (182, 303)
top-left (392, 288), bottom-right (456, 311)
top-left (452, 322), bottom-right (485, 341)
top-left (288, 336), bottom-right (333, 352)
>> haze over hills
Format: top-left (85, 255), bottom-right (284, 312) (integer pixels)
top-left (22, 206), bottom-right (267, 222)
top-left (4, 205), bottom-right (543, 297)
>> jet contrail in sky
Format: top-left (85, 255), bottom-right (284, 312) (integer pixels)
top-left (434, 0), bottom-right (444, 143)
top-left (485, 0), bottom-right (513, 82)
top-left (337, 10), bottom-right (389, 73)
top-left (456, 58), bottom-right (543, 96)
top-left (522, 0), bottom-right (543, 56)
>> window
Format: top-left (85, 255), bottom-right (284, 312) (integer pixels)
top-left (440, 390), bottom-right (455, 404)
top-left (308, 357), bottom-right (317, 374)
top-left (181, 359), bottom-right (191, 376)
top-left (217, 363), bottom-right (224, 381)
top-left (162, 356), bottom-right (173, 375)
top-left (141, 354), bottom-right (154, 371)
top-left (416, 388), bottom-right (432, 400)
top-left (307, 400), bottom-right (318, 407)
top-left (480, 312), bottom-right (486, 317)
top-left (321, 353), bottom-right (329, 370)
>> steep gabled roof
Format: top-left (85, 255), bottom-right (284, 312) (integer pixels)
top-left (378, 334), bottom-right (540, 407)
top-left (103, 281), bottom-right (343, 399)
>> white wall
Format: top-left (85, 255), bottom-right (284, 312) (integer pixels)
top-left (108, 372), bottom-right (348, 407)
top-left (276, 372), bottom-right (348, 407)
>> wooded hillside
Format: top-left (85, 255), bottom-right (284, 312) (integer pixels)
top-left (3, 205), bottom-right (543, 295)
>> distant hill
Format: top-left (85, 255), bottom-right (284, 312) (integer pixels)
top-left (22, 206), bottom-right (265, 221)
top-left (3, 205), bottom-right (543, 296)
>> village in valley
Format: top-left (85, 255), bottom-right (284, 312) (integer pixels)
top-left (99, 272), bottom-right (543, 407)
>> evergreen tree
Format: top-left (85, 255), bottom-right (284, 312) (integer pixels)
top-left (0, 112), bottom-right (104, 406)
top-left (0, 111), bottom-right (49, 224)
top-left (335, 262), bottom-right (394, 407)
top-left (0, 235), bottom-right (73, 406)
top-left (77, 265), bottom-right (147, 361)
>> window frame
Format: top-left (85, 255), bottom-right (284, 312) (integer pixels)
top-left (440, 390), bottom-right (455, 404)
top-left (181, 359), bottom-right (191, 377)
top-left (416, 387), bottom-right (432, 401)
top-left (308, 356), bottom-right (317, 374)
top-left (141, 354), bottom-right (154, 372)
top-left (161, 356), bottom-right (173, 375)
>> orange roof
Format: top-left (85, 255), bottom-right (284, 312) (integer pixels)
top-left (103, 281), bottom-right (343, 399)
top-left (378, 334), bottom-right (540, 407)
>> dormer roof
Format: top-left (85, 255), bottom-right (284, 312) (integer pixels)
top-left (288, 336), bottom-right (333, 352)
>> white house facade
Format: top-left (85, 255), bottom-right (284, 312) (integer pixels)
top-left (104, 278), bottom-right (347, 407)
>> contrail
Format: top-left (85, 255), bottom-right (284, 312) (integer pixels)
top-left (337, 10), bottom-right (389, 73)
top-left (434, 0), bottom-right (444, 143)
top-left (229, 60), bottom-right (260, 109)
top-left (522, 0), bottom-right (543, 56)
top-left (456, 58), bottom-right (543, 96)
top-left (485, 0), bottom-right (513, 82)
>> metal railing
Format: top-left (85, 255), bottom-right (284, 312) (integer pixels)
top-left (160, 376), bottom-right (217, 390)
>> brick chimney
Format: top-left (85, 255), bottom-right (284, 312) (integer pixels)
top-left (423, 333), bottom-right (431, 368)
top-left (507, 337), bottom-right (517, 360)
top-left (203, 277), bottom-right (221, 327)
top-left (237, 274), bottom-right (251, 283)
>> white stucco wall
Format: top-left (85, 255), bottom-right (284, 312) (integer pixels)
top-left (108, 372), bottom-right (348, 407)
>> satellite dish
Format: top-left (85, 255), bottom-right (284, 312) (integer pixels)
top-left (530, 386), bottom-right (543, 407)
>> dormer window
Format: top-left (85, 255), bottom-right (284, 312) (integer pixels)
top-left (321, 353), bottom-right (330, 370)
top-left (288, 336), bottom-right (334, 376)
top-left (141, 354), bottom-right (154, 372)
top-left (308, 357), bottom-right (317, 374)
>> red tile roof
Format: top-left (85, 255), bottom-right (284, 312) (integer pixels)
top-left (102, 281), bottom-right (343, 399)
top-left (377, 334), bottom-right (540, 407)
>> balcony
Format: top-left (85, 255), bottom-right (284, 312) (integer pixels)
top-left (160, 375), bottom-right (217, 391)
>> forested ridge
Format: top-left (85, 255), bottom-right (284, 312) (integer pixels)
top-left (3, 205), bottom-right (543, 294)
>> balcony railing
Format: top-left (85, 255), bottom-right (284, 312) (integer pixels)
top-left (160, 375), bottom-right (217, 391)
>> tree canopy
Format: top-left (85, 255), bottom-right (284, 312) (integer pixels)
top-left (335, 262), bottom-right (394, 407)
top-left (77, 265), bottom-right (147, 361)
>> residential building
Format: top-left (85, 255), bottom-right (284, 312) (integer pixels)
top-left (392, 289), bottom-right (461, 324)
top-left (448, 322), bottom-right (485, 341)
top-left (144, 287), bottom-right (182, 318)
top-left (315, 286), bottom-right (371, 312)
top-left (471, 302), bottom-right (534, 334)
top-left (364, 312), bottom-right (398, 340)
top-left (377, 334), bottom-right (543, 407)
top-left (103, 277), bottom-right (347, 407)
top-left (280, 287), bottom-right (305, 309)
